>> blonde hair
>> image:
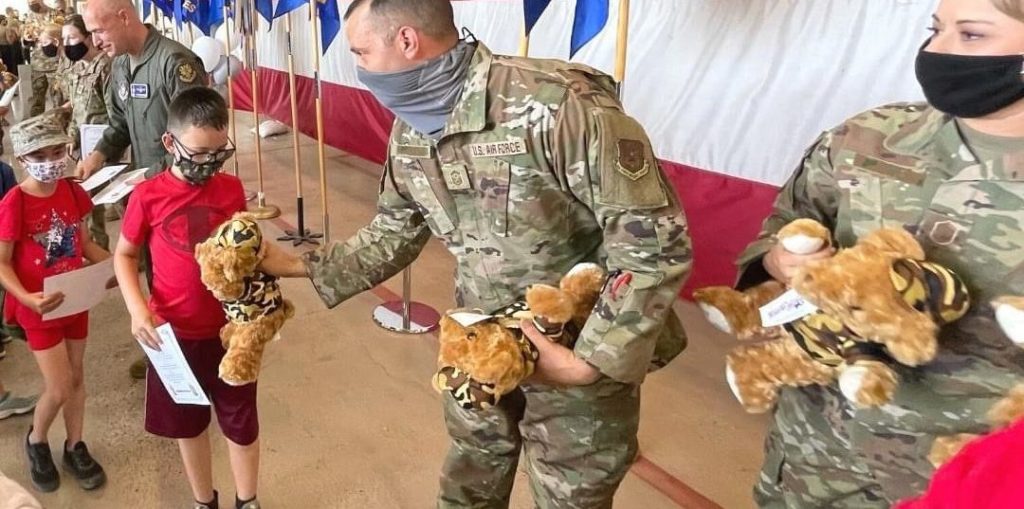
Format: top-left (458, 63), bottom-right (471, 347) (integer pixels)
top-left (992, 0), bottom-right (1024, 22)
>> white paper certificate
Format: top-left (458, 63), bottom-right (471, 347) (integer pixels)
top-left (140, 325), bottom-right (211, 406)
top-left (78, 124), bottom-right (108, 158)
top-left (41, 260), bottom-right (114, 321)
top-left (91, 168), bottom-right (147, 205)
top-left (80, 164), bottom-right (129, 192)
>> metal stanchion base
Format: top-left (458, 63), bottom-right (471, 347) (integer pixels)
top-left (278, 229), bottom-right (323, 247)
top-left (249, 204), bottom-right (281, 220)
top-left (372, 301), bottom-right (440, 334)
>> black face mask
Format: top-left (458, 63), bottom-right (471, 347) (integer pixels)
top-left (64, 42), bottom-right (87, 61)
top-left (915, 45), bottom-right (1024, 118)
top-left (40, 44), bottom-right (57, 57)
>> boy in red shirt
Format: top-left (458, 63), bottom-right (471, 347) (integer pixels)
top-left (113, 88), bottom-right (258, 509)
top-left (0, 109), bottom-right (110, 493)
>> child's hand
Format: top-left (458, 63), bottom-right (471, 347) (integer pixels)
top-left (131, 311), bottom-right (162, 351)
top-left (26, 292), bottom-right (64, 315)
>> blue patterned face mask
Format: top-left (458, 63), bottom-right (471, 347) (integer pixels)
top-left (356, 40), bottom-right (477, 139)
top-left (23, 158), bottom-right (66, 183)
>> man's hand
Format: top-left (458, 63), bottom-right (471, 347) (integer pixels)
top-left (131, 311), bottom-right (162, 351)
top-left (76, 150), bottom-right (105, 180)
top-left (26, 291), bottom-right (63, 315)
top-left (522, 320), bottom-right (601, 386)
top-left (763, 241), bottom-right (834, 283)
top-left (0, 105), bottom-right (10, 117)
top-left (257, 240), bottom-right (308, 278)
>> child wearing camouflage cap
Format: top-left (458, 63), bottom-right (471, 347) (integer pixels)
top-left (0, 109), bottom-right (110, 493)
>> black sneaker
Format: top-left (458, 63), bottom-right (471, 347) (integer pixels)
top-left (25, 428), bottom-right (59, 492)
top-left (62, 441), bottom-right (107, 490)
top-left (194, 490), bottom-right (219, 509)
top-left (236, 495), bottom-right (260, 509)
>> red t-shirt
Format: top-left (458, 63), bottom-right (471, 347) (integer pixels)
top-left (0, 179), bottom-right (92, 329)
top-left (121, 171), bottom-right (246, 340)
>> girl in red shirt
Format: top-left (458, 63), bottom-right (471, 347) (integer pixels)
top-left (0, 111), bottom-right (109, 494)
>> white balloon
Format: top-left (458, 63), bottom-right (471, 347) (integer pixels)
top-left (191, 36), bottom-right (225, 73)
top-left (212, 55), bottom-right (243, 85)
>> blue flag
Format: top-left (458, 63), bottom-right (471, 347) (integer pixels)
top-left (255, 0), bottom-right (274, 24)
top-left (317, 0), bottom-right (340, 54)
top-left (273, 0), bottom-right (304, 18)
top-left (153, 0), bottom-right (174, 17)
top-left (180, 0), bottom-right (225, 36)
top-left (570, 0), bottom-right (608, 57)
top-left (144, 0), bottom-right (151, 21)
top-left (523, 0), bottom-right (551, 36)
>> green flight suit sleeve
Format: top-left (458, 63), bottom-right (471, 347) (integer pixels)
top-left (164, 51), bottom-right (207, 98)
top-left (94, 66), bottom-right (129, 163)
top-left (733, 131), bottom-right (840, 288)
top-left (302, 158), bottom-right (432, 308)
top-left (553, 88), bottom-right (693, 385)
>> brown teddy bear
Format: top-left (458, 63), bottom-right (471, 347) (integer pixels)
top-left (195, 213), bottom-right (295, 386)
top-left (928, 296), bottom-right (1024, 466)
top-left (696, 219), bottom-right (970, 413)
top-left (434, 263), bottom-right (606, 410)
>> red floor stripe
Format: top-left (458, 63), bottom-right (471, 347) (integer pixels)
top-left (267, 214), bottom-right (719, 508)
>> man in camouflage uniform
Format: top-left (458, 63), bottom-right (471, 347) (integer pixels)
top-left (734, 2), bottom-right (1024, 504)
top-left (259, 1), bottom-right (691, 507)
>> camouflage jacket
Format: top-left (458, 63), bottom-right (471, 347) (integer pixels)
top-left (66, 54), bottom-right (111, 150)
top-left (304, 42), bottom-right (692, 384)
top-left (737, 103), bottom-right (1024, 437)
top-left (29, 43), bottom-right (57, 74)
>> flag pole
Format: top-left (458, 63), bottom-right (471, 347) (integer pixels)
top-left (614, 0), bottom-right (629, 95)
top-left (310, 0), bottom-right (330, 244)
top-left (518, 28), bottom-right (529, 57)
top-left (277, 11), bottom-right (322, 245)
top-left (223, 1), bottom-right (239, 178)
top-left (245, 0), bottom-right (280, 219)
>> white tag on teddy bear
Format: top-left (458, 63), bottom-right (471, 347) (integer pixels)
top-left (759, 289), bottom-right (819, 327)
top-left (449, 312), bottom-right (495, 327)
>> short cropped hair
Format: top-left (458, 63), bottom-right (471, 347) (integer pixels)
top-left (343, 0), bottom-right (456, 41)
top-left (166, 87), bottom-right (229, 134)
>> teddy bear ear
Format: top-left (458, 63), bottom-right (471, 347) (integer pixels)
top-left (993, 297), bottom-right (1024, 347)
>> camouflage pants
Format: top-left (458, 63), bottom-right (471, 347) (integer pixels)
top-left (439, 377), bottom-right (640, 509)
top-left (0, 290), bottom-right (24, 341)
top-left (87, 204), bottom-right (109, 251)
top-left (30, 73), bottom-right (48, 117)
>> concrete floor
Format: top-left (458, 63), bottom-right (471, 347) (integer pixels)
top-left (0, 113), bottom-right (768, 508)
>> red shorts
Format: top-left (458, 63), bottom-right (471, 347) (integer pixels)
top-left (144, 339), bottom-right (259, 445)
top-left (25, 313), bottom-right (89, 351)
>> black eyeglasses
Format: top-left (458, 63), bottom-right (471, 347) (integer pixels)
top-left (171, 135), bottom-right (236, 164)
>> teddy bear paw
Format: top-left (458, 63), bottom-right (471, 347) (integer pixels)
top-left (994, 299), bottom-right (1024, 346)
top-left (839, 363), bottom-right (897, 407)
top-left (780, 234), bottom-right (827, 255)
top-left (699, 302), bottom-right (734, 335)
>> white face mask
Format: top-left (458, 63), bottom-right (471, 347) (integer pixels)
top-left (23, 158), bottom-right (66, 183)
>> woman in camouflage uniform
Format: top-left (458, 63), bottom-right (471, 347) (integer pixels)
top-left (740, 0), bottom-right (1024, 506)
top-left (61, 14), bottom-right (110, 250)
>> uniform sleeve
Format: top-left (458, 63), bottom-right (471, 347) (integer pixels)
top-left (120, 185), bottom-right (150, 246)
top-left (552, 90), bottom-right (693, 384)
top-left (165, 52), bottom-right (207, 100)
top-left (0, 190), bottom-right (22, 242)
top-left (302, 158), bottom-right (432, 309)
top-left (732, 131), bottom-right (840, 289)
top-left (94, 67), bottom-right (130, 162)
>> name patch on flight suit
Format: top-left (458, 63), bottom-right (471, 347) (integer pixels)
top-left (129, 83), bottom-right (149, 99)
top-left (469, 139), bottom-right (527, 158)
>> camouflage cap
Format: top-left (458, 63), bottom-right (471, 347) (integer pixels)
top-left (11, 109), bottom-right (71, 158)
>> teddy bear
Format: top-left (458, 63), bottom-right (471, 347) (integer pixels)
top-left (433, 263), bottom-right (606, 410)
top-left (927, 296), bottom-right (1024, 467)
top-left (695, 219), bottom-right (971, 413)
top-left (195, 213), bottom-right (295, 386)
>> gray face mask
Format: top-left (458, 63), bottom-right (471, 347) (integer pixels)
top-left (356, 40), bottom-right (477, 139)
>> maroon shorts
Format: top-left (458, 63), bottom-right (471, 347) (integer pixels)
top-left (144, 339), bottom-right (259, 445)
top-left (25, 313), bottom-right (89, 351)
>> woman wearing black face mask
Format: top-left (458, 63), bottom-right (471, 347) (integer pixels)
top-left (61, 13), bottom-right (111, 250)
top-left (735, 0), bottom-right (1024, 507)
